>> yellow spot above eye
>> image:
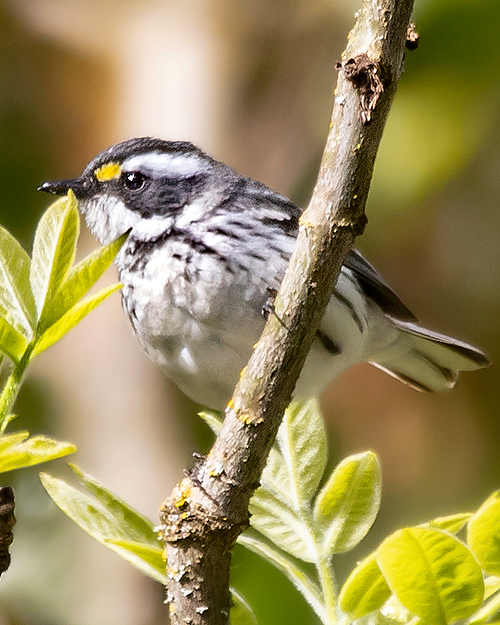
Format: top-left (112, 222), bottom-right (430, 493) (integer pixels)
top-left (95, 162), bottom-right (122, 182)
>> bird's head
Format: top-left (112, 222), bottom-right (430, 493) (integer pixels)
top-left (38, 137), bottom-right (221, 244)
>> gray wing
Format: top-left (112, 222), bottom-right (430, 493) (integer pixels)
top-left (344, 249), bottom-right (418, 322)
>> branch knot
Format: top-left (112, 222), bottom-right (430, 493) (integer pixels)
top-left (339, 53), bottom-right (384, 123)
top-left (160, 477), bottom-right (249, 544)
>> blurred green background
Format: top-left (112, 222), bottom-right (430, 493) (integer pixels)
top-left (0, 0), bottom-right (498, 623)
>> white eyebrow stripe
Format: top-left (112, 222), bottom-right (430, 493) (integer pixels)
top-left (122, 152), bottom-right (204, 178)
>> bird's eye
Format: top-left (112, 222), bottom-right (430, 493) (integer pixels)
top-left (123, 171), bottom-right (147, 191)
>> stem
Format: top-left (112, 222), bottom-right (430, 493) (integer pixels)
top-left (317, 556), bottom-right (338, 625)
top-left (0, 345), bottom-right (34, 434)
top-left (301, 503), bottom-right (338, 624)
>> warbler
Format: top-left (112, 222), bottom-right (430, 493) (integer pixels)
top-left (39, 137), bottom-right (490, 409)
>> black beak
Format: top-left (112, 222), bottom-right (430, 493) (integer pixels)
top-left (37, 179), bottom-right (79, 196)
top-left (38, 175), bottom-right (95, 199)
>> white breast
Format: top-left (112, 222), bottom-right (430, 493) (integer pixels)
top-left (118, 237), bottom-right (269, 408)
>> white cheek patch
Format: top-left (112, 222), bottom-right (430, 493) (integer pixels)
top-left (81, 195), bottom-right (142, 244)
top-left (122, 152), bottom-right (204, 178)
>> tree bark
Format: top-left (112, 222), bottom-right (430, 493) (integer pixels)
top-left (0, 486), bottom-right (15, 577)
top-left (160, 0), bottom-right (415, 623)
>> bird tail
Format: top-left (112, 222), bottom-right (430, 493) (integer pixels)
top-left (370, 320), bottom-right (491, 392)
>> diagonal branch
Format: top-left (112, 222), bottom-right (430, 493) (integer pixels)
top-left (160, 0), bottom-right (415, 623)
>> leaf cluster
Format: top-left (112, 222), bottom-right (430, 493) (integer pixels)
top-left (39, 400), bottom-right (500, 625)
top-left (40, 464), bottom-right (258, 624)
top-left (0, 192), bottom-right (125, 373)
top-left (0, 193), bottom-right (126, 471)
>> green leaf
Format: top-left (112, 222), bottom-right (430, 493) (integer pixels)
top-left (105, 539), bottom-right (166, 585)
top-left (0, 432), bottom-right (76, 473)
top-left (249, 488), bottom-right (316, 562)
top-left (198, 410), bottom-right (223, 435)
top-left (468, 492), bottom-right (500, 576)
top-left (377, 526), bottom-right (484, 625)
top-left (40, 470), bottom-right (163, 581)
top-left (31, 283), bottom-right (122, 358)
top-left (468, 577), bottom-right (500, 624)
top-left (30, 193), bottom-right (79, 322)
top-left (202, 406), bottom-right (316, 560)
top-left (0, 315), bottom-right (28, 362)
top-left (426, 512), bottom-right (472, 535)
top-left (0, 226), bottom-right (36, 335)
top-left (276, 399), bottom-right (327, 512)
top-left (68, 464), bottom-right (158, 544)
top-left (230, 588), bottom-right (258, 625)
top-left (485, 575), bottom-right (500, 600)
top-left (339, 552), bottom-right (392, 619)
top-left (313, 451), bottom-right (381, 555)
top-left (258, 445), bottom-right (294, 505)
top-left (42, 465), bottom-right (159, 547)
top-left (376, 595), bottom-right (412, 624)
top-left (0, 431), bottom-right (29, 452)
top-left (238, 529), bottom-right (325, 622)
top-left (39, 231), bottom-right (128, 332)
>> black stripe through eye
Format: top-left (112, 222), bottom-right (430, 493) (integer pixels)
top-left (122, 172), bottom-right (209, 218)
top-left (155, 174), bottom-right (208, 210)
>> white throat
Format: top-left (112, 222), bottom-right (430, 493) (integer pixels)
top-left (80, 195), bottom-right (141, 245)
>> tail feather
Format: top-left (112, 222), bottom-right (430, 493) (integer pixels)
top-left (370, 320), bottom-right (491, 392)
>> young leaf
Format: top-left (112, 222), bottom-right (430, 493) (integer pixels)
top-left (339, 552), bottom-right (392, 619)
top-left (249, 489), bottom-right (316, 562)
top-left (313, 451), bottom-right (381, 555)
top-left (238, 529), bottom-right (325, 622)
top-left (230, 589), bottom-right (258, 625)
top-left (377, 595), bottom-right (413, 624)
top-left (68, 464), bottom-right (158, 544)
top-left (0, 315), bottom-right (28, 362)
top-left (31, 283), bottom-right (122, 358)
top-left (0, 431), bottom-right (28, 452)
top-left (105, 539), bottom-right (166, 584)
top-left (426, 512), bottom-right (472, 535)
top-left (377, 526), bottom-right (484, 625)
top-left (276, 399), bottom-right (327, 512)
top-left (30, 193), bottom-right (79, 322)
top-left (198, 410), bottom-right (223, 435)
top-left (38, 231), bottom-right (128, 332)
top-left (468, 492), bottom-right (500, 576)
top-left (0, 433), bottom-right (76, 473)
top-left (41, 466), bottom-right (159, 545)
top-left (201, 407), bottom-right (310, 559)
top-left (468, 576), bottom-right (500, 624)
top-left (40, 471), bottom-right (163, 580)
top-left (258, 446), bottom-right (294, 505)
top-left (0, 226), bottom-right (36, 335)
top-left (484, 575), bottom-right (500, 600)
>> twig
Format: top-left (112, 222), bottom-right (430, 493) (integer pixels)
top-left (0, 486), bottom-right (15, 577)
top-left (160, 0), bottom-right (415, 623)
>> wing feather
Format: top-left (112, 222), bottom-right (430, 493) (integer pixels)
top-left (344, 249), bottom-right (418, 322)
